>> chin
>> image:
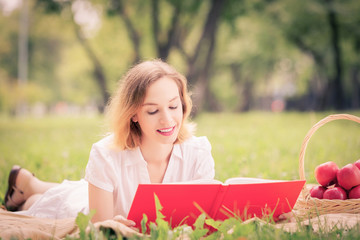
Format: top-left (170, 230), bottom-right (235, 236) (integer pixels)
top-left (160, 135), bottom-right (178, 145)
top-left (162, 137), bottom-right (177, 145)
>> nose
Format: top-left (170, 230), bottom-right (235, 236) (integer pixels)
top-left (160, 109), bottom-right (172, 125)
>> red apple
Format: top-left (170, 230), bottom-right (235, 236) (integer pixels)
top-left (323, 187), bottom-right (347, 200)
top-left (337, 163), bottom-right (360, 190)
top-left (314, 161), bottom-right (339, 187)
top-left (349, 185), bottom-right (360, 199)
top-left (354, 159), bottom-right (360, 170)
top-left (310, 185), bottom-right (327, 199)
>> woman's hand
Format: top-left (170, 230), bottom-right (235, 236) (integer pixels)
top-left (113, 215), bottom-right (136, 228)
top-left (112, 215), bottom-right (139, 234)
top-left (277, 211), bottom-right (296, 223)
top-left (90, 217), bottom-right (142, 238)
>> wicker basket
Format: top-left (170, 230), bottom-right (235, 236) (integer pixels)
top-left (293, 114), bottom-right (360, 219)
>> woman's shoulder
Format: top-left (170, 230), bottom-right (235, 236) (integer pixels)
top-left (89, 134), bottom-right (132, 165)
top-left (94, 133), bottom-right (114, 144)
top-left (180, 136), bottom-right (212, 151)
top-left (91, 134), bottom-right (126, 157)
top-left (92, 133), bottom-right (115, 149)
top-left (91, 134), bottom-right (137, 159)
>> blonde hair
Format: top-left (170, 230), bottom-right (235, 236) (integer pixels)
top-left (105, 59), bottom-right (194, 150)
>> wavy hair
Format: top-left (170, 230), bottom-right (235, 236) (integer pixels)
top-left (105, 59), bottom-right (194, 150)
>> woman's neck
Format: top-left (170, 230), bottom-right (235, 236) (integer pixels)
top-left (139, 140), bottom-right (174, 183)
top-left (139, 140), bottom-right (173, 164)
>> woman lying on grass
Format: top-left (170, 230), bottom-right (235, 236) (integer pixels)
top-left (4, 59), bottom-right (215, 227)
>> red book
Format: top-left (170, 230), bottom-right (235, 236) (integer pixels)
top-left (127, 178), bottom-right (305, 229)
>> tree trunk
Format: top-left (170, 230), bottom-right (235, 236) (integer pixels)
top-left (351, 66), bottom-right (360, 109)
top-left (325, 0), bottom-right (344, 110)
top-left (151, 0), bottom-right (181, 60)
top-left (287, 34), bottom-right (335, 110)
top-left (16, 0), bottom-right (30, 116)
top-left (112, 0), bottom-right (141, 64)
top-left (186, 0), bottom-right (224, 116)
top-left (74, 26), bottom-right (110, 112)
top-left (230, 63), bottom-right (253, 112)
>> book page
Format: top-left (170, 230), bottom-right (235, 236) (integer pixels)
top-left (163, 178), bottom-right (223, 185)
top-left (224, 177), bottom-right (283, 185)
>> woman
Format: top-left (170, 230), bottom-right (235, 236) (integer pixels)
top-left (4, 59), bottom-right (215, 227)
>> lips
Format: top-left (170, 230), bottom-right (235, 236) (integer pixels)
top-left (157, 126), bottom-right (175, 136)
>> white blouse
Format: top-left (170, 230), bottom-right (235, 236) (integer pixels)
top-left (16, 135), bottom-right (215, 219)
top-left (85, 134), bottom-right (215, 218)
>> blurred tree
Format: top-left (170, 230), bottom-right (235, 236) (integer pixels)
top-left (36, 0), bottom-right (110, 111)
top-left (340, 0), bottom-right (360, 109)
top-left (107, 0), bottom-right (248, 114)
top-left (107, 0), bottom-right (142, 64)
top-left (2, 0), bottom-right (359, 115)
top-left (180, 0), bottom-right (224, 114)
top-left (0, 11), bottom-right (18, 82)
top-left (73, 19), bottom-right (110, 112)
top-left (0, 0), bottom-right (66, 114)
top-left (264, 0), bottom-right (359, 110)
top-left (212, 0), bottom-right (287, 112)
top-left (324, 0), bottom-right (343, 110)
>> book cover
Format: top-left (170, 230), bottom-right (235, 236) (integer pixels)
top-left (127, 178), bottom-right (306, 228)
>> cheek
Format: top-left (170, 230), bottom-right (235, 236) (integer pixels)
top-left (175, 109), bottom-right (183, 121)
top-left (137, 114), bottom-right (151, 130)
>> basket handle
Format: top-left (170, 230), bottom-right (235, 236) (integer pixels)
top-left (299, 114), bottom-right (360, 181)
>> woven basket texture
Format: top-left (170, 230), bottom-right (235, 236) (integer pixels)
top-left (293, 114), bottom-right (360, 218)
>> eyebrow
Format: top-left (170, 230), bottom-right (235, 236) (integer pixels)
top-left (142, 96), bottom-right (179, 106)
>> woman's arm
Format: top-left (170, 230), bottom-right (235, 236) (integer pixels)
top-left (88, 182), bottom-right (136, 227)
top-left (88, 182), bottom-right (114, 223)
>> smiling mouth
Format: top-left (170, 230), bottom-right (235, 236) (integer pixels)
top-left (157, 126), bottom-right (175, 135)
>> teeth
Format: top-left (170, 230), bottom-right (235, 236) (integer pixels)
top-left (159, 127), bottom-right (173, 133)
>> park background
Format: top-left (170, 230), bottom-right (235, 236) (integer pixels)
top-left (0, 0), bottom-right (360, 217)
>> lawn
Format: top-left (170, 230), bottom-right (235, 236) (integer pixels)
top-left (196, 111), bottom-right (360, 183)
top-left (1, 111), bottom-right (360, 239)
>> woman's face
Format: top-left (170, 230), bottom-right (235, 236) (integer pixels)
top-left (132, 77), bottom-right (183, 146)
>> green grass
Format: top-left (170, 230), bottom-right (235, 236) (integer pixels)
top-left (0, 115), bottom-right (105, 195)
top-left (1, 111), bottom-right (360, 239)
top-left (196, 111), bottom-right (360, 183)
top-left (1, 111), bottom-right (360, 199)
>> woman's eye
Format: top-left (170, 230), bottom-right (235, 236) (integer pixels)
top-left (169, 105), bottom-right (178, 110)
top-left (148, 110), bottom-right (158, 115)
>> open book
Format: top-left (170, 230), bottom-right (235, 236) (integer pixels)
top-left (127, 178), bottom-right (305, 228)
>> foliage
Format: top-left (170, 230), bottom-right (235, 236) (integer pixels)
top-left (67, 209), bottom-right (123, 240)
top-left (71, 192), bottom-right (360, 239)
top-left (1, 0), bottom-right (359, 115)
top-left (75, 210), bottom-right (96, 240)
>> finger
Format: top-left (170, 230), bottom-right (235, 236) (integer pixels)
top-left (113, 215), bottom-right (136, 227)
top-left (278, 212), bottom-right (295, 222)
top-left (278, 213), bottom-right (286, 220)
top-left (130, 226), bottom-right (140, 232)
